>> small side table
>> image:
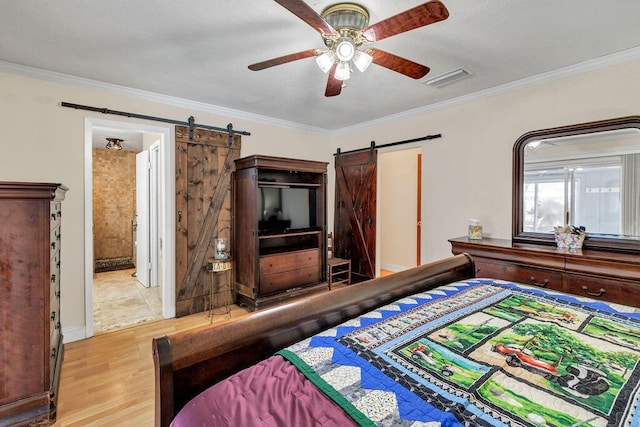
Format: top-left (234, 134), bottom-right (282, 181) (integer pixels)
top-left (206, 258), bottom-right (233, 322)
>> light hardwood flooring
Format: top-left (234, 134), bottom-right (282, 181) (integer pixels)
top-left (54, 306), bottom-right (249, 426)
top-left (55, 272), bottom-right (392, 426)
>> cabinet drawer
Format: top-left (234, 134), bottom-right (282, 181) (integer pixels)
top-left (50, 298), bottom-right (60, 338)
top-left (50, 227), bottom-right (61, 259)
top-left (50, 330), bottom-right (62, 386)
top-left (475, 260), bottom-right (563, 290)
top-left (50, 202), bottom-right (62, 229)
top-left (260, 266), bottom-right (321, 295)
top-left (566, 275), bottom-right (640, 306)
top-left (260, 249), bottom-right (320, 275)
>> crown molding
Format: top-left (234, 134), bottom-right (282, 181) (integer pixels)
top-left (332, 46), bottom-right (640, 136)
top-left (2, 45), bottom-right (640, 138)
top-left (0, 60), bottom-right (328, 135)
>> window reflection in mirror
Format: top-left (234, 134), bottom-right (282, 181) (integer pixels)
top-left (524, 128), bottom-right (640, 236)
top-left (513, 117), bottom-right (640, 252)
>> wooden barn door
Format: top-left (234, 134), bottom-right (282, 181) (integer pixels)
top-left (334, 149), bottom-right (377, 283)
top-left (175, 126), bottom-right (241, 316)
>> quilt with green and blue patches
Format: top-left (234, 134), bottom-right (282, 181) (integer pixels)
top-left (277, 279), bottom-right (640, 427)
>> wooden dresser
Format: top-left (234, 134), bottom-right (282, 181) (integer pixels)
top-left (449, 236), bottom-right (640, 307)
top-left (0, 182), bottom-right (67, 426)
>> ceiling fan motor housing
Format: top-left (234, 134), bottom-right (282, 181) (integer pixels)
top-left (321, 3), bottom-right (369, 47)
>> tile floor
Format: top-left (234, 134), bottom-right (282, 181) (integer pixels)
top-left (93, 268), bottom-right (163, 334)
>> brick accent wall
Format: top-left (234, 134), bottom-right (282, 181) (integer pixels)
top-left (92, 148), bottom-right (136, 270)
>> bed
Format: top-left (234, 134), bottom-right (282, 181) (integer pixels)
top-left (153, 254), bottom-right (640, 426)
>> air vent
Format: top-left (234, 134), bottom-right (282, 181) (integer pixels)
top-left (424, 68), bottom-right (471, 88)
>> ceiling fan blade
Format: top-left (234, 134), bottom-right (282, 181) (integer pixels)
top-left (368, 48), bottom-right (430, 79)
top-left (274, 0), bottom-right (339, 36)
top-left (325, 63), bottom-right (342, 97)
top-left (362, 1), bottom-right (449, 42)
top-left (248, 49), bottom-right (319, 71)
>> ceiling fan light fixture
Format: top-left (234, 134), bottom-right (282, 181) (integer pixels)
top-left (316, 50), bottom-right (337, 73)
top-left (335, 38), bottom-right (355, 62)
top-left (335, 61), bottom-right (351, 81)
top-left (352, 49), bottom-right (372, 72)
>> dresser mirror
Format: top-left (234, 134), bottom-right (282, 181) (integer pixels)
top-left (513, 116), bottom-right (640, 252)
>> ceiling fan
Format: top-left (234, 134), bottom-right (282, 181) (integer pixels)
top-left (248, 0), bottom-right (449, 97)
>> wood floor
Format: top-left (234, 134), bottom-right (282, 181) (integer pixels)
top-left (53, 306), bottom-right (249, 426)
top-left (53, 272), bottom-right (395, 426)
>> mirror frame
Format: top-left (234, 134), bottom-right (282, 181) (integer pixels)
top-left (512, 115), bottom-right (640, 253)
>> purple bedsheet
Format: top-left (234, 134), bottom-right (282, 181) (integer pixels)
top-left (171, 355), bottom-right (358, 427)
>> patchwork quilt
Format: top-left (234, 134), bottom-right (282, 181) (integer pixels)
top-left (278, 279), bottom-right (640, 427)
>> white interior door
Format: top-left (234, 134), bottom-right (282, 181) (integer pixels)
top-left (150, 142), bottom-right (160, 288)
top-left (136, 150), bottom-right (150, 287)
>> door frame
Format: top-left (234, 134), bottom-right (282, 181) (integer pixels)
top-left (135, 149), bottom-right (151, 287)
top-left (149, 142), bottom-right (160, 288)
top-left (374, 146), bottom-right (422, 275)
top-left (83, 117), bottom-right (175, 338)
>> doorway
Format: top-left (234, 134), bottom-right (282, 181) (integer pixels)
top-left (377, 147), bottom-right (421, 274)
top-left (84, 118), bottom-right (175, 338)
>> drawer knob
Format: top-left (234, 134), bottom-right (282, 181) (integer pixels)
top-left (530, 277), bottom-right (549, 288)
top-left (582, 286), bottom-right (605, 298)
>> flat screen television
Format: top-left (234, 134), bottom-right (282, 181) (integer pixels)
top-left (257, 186), bottom-right (317, 234)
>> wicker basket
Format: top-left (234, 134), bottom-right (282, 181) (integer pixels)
top-left (554, 232), bottom-right (585, 250)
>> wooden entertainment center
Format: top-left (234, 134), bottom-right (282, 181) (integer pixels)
top-left (449, 236), bottom-right (640, 307)
top-left (233, 155), bottom-right (328, 310)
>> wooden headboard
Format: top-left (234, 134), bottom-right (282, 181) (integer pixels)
top-left (152, 253), bottom-right (475, 427)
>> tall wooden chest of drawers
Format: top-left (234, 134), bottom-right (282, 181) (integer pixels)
top-left (0, 182), bottom-right (67, 426)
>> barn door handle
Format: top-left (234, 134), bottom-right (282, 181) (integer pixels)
top-left (367, 217), bottom-right (373, 227)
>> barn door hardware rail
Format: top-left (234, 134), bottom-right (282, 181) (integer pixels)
top-left (61, 101), bottom-right (251, 144)
top-left (334, 133), bottom-right (441, 156)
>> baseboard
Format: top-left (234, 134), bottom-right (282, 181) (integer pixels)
top-left (62, 325), bottom-right (87, 343)
top-left (380, 263), bottom-right (411, 272)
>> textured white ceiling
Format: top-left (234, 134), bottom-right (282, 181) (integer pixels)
top-left (92, 127), bottom-right (144, 152)
top-left (1, 0), bottom-right (640, 131)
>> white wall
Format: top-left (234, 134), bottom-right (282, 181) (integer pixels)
top-left (2, 56), bottom-right (639, 340)
top-left (379, 148), bottom-right (419, 271)
top-left (0, 71), bottom-right (332, 340)
top-left (331, 58), bottom-right (640, 263)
